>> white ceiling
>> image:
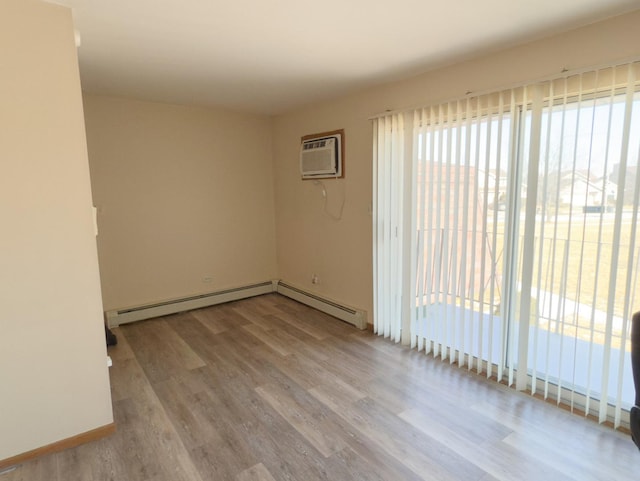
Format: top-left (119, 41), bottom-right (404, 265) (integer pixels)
top-left (49, 0), bottom-right (640, 115)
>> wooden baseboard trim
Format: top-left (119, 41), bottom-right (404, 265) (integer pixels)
top-left (0, 423), bottom-right (115, 471)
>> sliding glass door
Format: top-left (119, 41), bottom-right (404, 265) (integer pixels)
top-left (373, 61), bottom-right (640, 426)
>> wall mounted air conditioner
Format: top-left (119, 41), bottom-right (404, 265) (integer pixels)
top-left (300, 130), bottom-right (344, 179)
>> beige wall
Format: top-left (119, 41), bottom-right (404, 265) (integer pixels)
top-left (0, 0), bottom-right (113, 460)
top-left (83, 95), bottom-right (277, 311)
top-left (272, 10), bottom-right (640, 322)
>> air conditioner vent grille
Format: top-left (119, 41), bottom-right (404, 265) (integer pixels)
top-left (303, 140), bottom-right (328, 150)
top-left (300, 131), bottom-right (343, 179)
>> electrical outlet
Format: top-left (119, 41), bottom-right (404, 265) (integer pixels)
top-left (202, 276), bottom-right (213, 283)
top-left (311, 274), bottom-right (319, 284)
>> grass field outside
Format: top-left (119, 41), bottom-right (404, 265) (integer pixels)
top-left (483, 206), bottom-right (638, 350)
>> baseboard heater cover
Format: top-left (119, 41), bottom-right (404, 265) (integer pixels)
top-left (275, 281), bottom-right (367, 330)
top-left (106, 281), bottom-right (274, 327)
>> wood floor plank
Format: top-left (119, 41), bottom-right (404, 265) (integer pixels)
top-left (55, 444), bottom-right (95, 481)
top-left (110, 354), bottom-right (165, 402)
top-left (360, 371), bottom-right (514, 446)
top-left (285, 352), bottom-right (344, 389)
top-left (307, 377), bottom-right (367, 411)
top-left (229, 328), bottom-right (341, 397)
top-left (152, 378), bottom-right (217, 451)
top-left (207, 333), bottom-right (295, 388)
top-left (102, 347), bottom-right (205, 481)
top-left (323, 445), bottom-right (423, 481)
top-left (501, 430), bottom-right (632, 481)
top-left (232, 307), bottom-right (328, 356)
top-left (399, 407), bottom-right (573, 481)
top-left (188, 439), bottom-right (254, 481)
top-left (331, 396), bottom-right (485, 481)
top-left (255, 382), bottom-right (348, 457)
top-left (316, 348), bottom-right (379, 387)
top-left (203, 374), bottom-right (342, 480)
top-left (270, 308), bottom-right (329, 341)
top-left (248, 294), bottom-right (287, 316)
top-left (136, 316), bottom-right (206, 370)
top-left (116, 389), bottom-right (202, 480)
top-left (122, 318), bottom-right (205, 384)
top-left (472, 394), bottom-right (640, 479)
top-left (190, 307), bottom-right (229, 334)
top-left (270, 330), bottom-right (334, 365)
top-left (229, 304), bottom-right (283, 330)
top-left (163, 313), bottom-right (228, 364)
top-left (236, 463), bottom-right (277, 481)
top-left (273, 299), bottom-right (358, 338)
top-left (1, 454), bottom-right (58, 481)
top-left (240, 323), bottom-right (293, 356)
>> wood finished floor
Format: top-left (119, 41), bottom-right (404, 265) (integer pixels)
top-left (4, 293), bottom-right (640, 480)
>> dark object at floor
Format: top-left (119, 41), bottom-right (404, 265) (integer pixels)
top-left (105, 325), bottom-right (118, 346)
top-left (631, 407), bottom-right (640, 450)
top-left (631, 311), bottom-right (640, 450)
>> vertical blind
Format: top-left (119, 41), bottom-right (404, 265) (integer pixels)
top-left (373, 61), bottom-right (640, 427)
top-left (373, 114), bottom-right (405, 343)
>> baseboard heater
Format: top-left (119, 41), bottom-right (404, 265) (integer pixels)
top-left (106, 281), bottom-right (275, 327)
top-left (106, 279), bottom-right (367, 330)
top-left (274, 281), bottom-right (367, 330)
